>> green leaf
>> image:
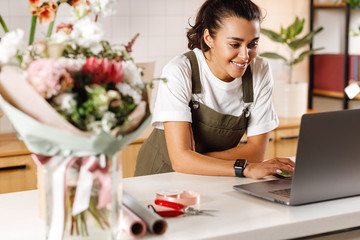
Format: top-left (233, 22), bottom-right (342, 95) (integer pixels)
top-left (260, 29), bottom-right (284, 43)
top-left (290, 47), bottom-right (324, 65)
top-left (260, 52), bottom-right (288, 62)
top-left (293, 17), bottom-right (305, 38)
top-left (288, 27), bottom-right (323, 51)
top-left (288, 38), bottom-right (312, 51)
top-left (284, 17), bottom-right (304, 41)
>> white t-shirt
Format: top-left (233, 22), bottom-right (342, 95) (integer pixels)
top-left (152, 48), bottom-right (279, 137)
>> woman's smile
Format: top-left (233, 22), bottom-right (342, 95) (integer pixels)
top-left (231, 60), bottom-right (248, 70)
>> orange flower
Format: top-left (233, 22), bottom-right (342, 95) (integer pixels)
top-left (37, 1), bottom-right (58, 24)
top-left (29, 0), bottom-right (42, 8)
top-left (67, 0), bottom-right (90, 7)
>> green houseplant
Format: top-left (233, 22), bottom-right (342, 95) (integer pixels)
top-left (344, 0), bottom-right (360, 8)
top-left (260, 17), bottom-right (323, 117)
top-left (261, 17), bottom-right (324, 84)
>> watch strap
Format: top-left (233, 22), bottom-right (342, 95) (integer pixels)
top-left (234, 159), bottom-right (247, 178)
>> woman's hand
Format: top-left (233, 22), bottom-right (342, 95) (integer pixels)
top-left (243, 157), bottom-right (295, 180)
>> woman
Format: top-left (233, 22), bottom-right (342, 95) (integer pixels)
top-left (135, 0), bottom-right (294, 179)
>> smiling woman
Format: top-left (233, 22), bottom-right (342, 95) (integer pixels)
top-left (134, 0), bottom-right (295, 180)
top-left (203, 17), bottom-right (260, 82)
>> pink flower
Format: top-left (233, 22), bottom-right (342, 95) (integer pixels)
top-left (82, 57), bottom-right (123, 85)
top-left (56, 23), bottom-right (73, 34)
top-left (27, 58), bottom-right (73, 99)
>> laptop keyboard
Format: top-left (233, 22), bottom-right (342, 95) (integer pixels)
top-left (269, 188), bottom-right (291, 198)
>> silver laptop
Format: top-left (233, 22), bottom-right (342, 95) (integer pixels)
top-left (233, 108), bottom-right (360, 206)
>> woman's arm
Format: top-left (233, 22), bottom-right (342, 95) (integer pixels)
top-left (203, 133), bottom-right (270, 162)
top-left (164, 121), bottom-right (235, 176)
top-left (164, 121), bottom-right (294, 178)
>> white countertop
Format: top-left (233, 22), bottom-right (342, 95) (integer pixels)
top-left (1, 172), bottom-right (360, 240)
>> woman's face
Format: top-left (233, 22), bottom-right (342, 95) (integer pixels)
top-left (204, 17), bottom-right (260, 82)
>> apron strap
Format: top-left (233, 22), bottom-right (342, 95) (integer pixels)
top-left (242, 66), bottom-right (254, 103)
top-left (184, 50), bottom-right (254, 104)
top-left (184, 51), bottom-right (202, 94)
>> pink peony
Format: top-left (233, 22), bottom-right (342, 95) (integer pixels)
top-left (27, 58), bottom-right (73, 99)
top-left (82, 57), bottom-right (123, 85)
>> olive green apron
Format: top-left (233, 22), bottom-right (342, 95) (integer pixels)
top-left (134, 51), bottom-right (254, 176)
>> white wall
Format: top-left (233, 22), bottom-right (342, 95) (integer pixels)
top-left (0, 0), bottom-right (309, 133)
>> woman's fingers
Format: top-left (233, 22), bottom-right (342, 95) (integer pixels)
top-left (269, 161), bottom-right (294, 174)
top-left (245, 157), bottom-right (295, 179)
top-left (275, 157), bottom-right (295, 167)
top-left (266, 157), bottom-right (295, 167)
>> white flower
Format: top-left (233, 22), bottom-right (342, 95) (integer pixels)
top-left (70, 17), bottom-right (104, 54)
top-left (52, 92), bottom-right (77, 115)
top-left (116, 83), bottom-right (142, 105)
top-left (85, 117), bottom-right (103, 134)
top-left (106, 90), bottom-right (120, 101)
top-left (122, 61), bottom-right (144, 88)
top-left (101, 111), bottom-right (117, 132)
top-left (89, 0), bottom-right (118, 17)
top-left (70, 4), bottom-right (91, 22)
top-left (0, 29), bottom-right (24, 64)
top-left (50, 31), bottom-right (70, 44)
top-left (20, 50), bottom-right (34, 69)
top-left (85, 111), bottom-right (117, 133)
top-left (57, 57), bottom-right (86, 73)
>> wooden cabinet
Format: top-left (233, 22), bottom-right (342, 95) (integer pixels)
top-left (273, 127), bottom-right (300, 158)
top-left (0, 133), bottom-right (37, 194)
top-left (240, 117), bottom-right (301, 159)
top-left (121, 142), bottom-right (143, 178)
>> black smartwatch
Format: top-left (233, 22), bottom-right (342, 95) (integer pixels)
top-left (234, 159), bottom-right (247, 177)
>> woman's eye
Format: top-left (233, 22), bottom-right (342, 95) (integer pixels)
top-left (230, 43), bottom-right (240, 48)
top-left (248, 42), bottom-right (259, 48)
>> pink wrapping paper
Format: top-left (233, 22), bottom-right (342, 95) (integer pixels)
top-left (122, 205), bottom-right (147, 238)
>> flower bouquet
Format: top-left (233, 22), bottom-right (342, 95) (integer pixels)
top-left (0, 1), bottom-right (156, 239)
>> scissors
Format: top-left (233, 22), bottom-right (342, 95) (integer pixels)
top-left (150, 199), bottom-right (215, 217)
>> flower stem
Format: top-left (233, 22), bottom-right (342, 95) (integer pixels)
top-left (29, 16), bottom-right (37, 45)
top-left (46, 9), bottom-right (58, 38)
top-left (0, 15), bottom-right (9, 33)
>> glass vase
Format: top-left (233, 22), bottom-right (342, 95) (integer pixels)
top-left (42, 153), bottom-right (122, 240)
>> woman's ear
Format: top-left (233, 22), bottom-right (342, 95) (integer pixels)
top-left (203, 29), bottom-right (213, 49)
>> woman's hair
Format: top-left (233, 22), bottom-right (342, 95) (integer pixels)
top-left (187, 0), bottom-right (262, 52)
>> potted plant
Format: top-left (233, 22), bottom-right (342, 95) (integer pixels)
top-left (344, 0), bottom-right (360, 8)
top-left (261, 17), bottom-right (323, 117)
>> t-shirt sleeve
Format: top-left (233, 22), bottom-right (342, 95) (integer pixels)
top-left (246, 59), bottom-right (279, 137)
top-left (151, 55), bottom-right (193, 129)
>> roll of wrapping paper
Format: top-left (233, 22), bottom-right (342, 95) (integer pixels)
top-left (123, 191), bottom-right (167, 235)
top-left (122, 205), bottom-right (147, 238)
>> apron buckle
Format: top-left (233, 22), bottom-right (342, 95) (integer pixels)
top-left (192, 101), bottom-right (199, 110)
top-left (244, 107), bottom-right (251, 118)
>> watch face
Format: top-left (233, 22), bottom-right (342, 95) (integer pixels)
top-left (235, 159), bottom-right (246, 167)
